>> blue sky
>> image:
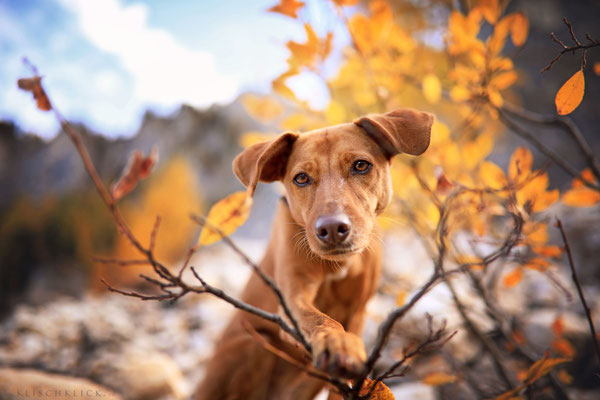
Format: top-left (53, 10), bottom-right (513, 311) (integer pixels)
top-left (0, 0), bottom-right (349, 138)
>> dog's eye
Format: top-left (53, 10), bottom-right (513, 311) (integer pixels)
top-left (293, 173), bottom-right (310, 186)
top-left (352, 160), bottom-right (372, 174)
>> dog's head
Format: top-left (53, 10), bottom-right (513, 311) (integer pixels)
top-left (234, 108), bottom-right (433, 261)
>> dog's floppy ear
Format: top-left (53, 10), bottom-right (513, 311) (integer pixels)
top-left (233, 132), bottom-right (299, 197)
top-left (354, 108), bottom-right (434, 157)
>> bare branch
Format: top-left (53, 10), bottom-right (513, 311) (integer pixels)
top-left (541, 18), bottom-right (600, 72)
top-left (501, 102), bottom-right (600, 183)
top-left (556, 218), bottom-right (600, 366)
top-left (190, 214), bottom-right (311, 352)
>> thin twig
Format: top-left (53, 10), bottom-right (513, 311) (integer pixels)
top-left (542, 18), bottom-right (600, 72)
top-left (501, 102), bottom-right (600, 183)
top-left (497, 109), bottom-right (599, 190)
top-left (191, 214), bottom-right (311, 352)
top-left (556, 218), bottom-right (600, 366)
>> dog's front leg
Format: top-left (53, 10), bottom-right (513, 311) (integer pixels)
top-left (277, 267), bottom-right (367, 377)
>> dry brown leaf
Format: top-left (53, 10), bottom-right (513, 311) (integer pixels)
top-left (358, 378), bottom-right (395, 399)
top-left (555, 69), bottom-right (585, 115)
top-left (198, 191), bottom-right (253, 246)
top-left (111, 147), bottom-right (158, 201)
top-left (17, 76), bottom-right (52, 111)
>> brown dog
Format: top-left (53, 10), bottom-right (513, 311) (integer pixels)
top-left (195, 108), bottom-right (433, 400)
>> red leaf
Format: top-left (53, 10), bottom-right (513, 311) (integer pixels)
top-left (112, 147), bottom-right (158, 201)
top-left (17, 76), bottom-right (52, 111)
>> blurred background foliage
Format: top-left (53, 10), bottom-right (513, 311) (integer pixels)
top-left (0, 0), bottom-right (599, 397)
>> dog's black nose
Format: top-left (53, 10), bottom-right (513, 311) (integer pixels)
top-left (315, 214), bottom-right (351, 245)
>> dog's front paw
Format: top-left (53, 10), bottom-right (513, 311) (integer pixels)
top-left (312, 329), bottom-right (367, 378)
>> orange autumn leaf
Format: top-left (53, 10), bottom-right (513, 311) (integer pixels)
top-left (198, 191), bottom-right (253, 246)
top-left (332, 0), bottom-right (360, 6)
top-left (241, 95), bottom-right (284, 122)
top-left (490, 71), bottom-right (518, 90)
top-left (503, 267), bottom-right (523, 288)
top-left (267, 0), bottom-right (304, 19)
top-left (532, 245), bottom-right (563, 259)
top-left (510, 12), bottom-right (529, 46)
top-left (571, 168), bottom-right (597, 188)
top-left (422, 372), bottom-right (457, 386)
top-left (285, 24), bottom-right (331, 69)
top-left (562, 187), bottom-right (600, 207)
top-left (512, 329), bottom-right (526, 345)
top-left (594, 62), bottom-right (600, 75)
top-left (358, 378), bottom-right (395, 399)
top-left (111, 147), bottom-right (158, 201)
top-left (17, 76), bottom-right (52, 111)
top-left (395, 290), bottom-right (407, 306)
top-left (478, 0), bottom-right (500, 24)
top-left (272, 69), bottom-right (299, 101)
top-left (239, 132), bottom-right (277, 148)
top-left (551, 315), bottom-right (564, 336)
top-left (523, 352), bottom-right (570, 385)
top-left (480, 161), bottom-right (507, 189)
top-left (555, 69), bottom-right (585, 115)
top-left (422, 73), bottom-right (442, 104)
top-left (557, 369), bottom-right (573, 385)
top-left (508, 147), bottom-right (533, 182)
top-left (552, 338), bottom-right (575, 357)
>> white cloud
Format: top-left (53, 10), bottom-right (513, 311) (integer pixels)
top-left (58, 0), bottom-right (238, 109)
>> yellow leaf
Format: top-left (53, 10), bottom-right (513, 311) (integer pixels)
top-left (450, 85), bottom-right (471, 102)
top-left (422, 372), bottom-right (457, 386)
top-left (480, 161), bottom-right (507, 189)
top-left (281, 113), bottom-right (308, 131)
top-left (239, 132), bottom-right (276, 148)
top-left (490, 71), bottom-right (518, 90)
top-left (422, 73), bottom-right (442, 104)
top-left (267, 0), bottom-right (304, 19)
top-left (488, 89), bottom-right (503, 107)
top-left (510, 12), bottom-right (529, 46)
top-left (508, 147), bottom-right (533, 182)
top-left (555, 69), bottom-right (585, 115)
top-left (241, 95), bottom-right (284, 122)
top-left (562, 187), bottom-right (600, 207)
top-left (325, 101), bottom-right (346, 124)
top-left (525, 222), bottom-right (548, 244)
top-left (462, 131), bottom-right (494, 169)
top-left (478, 0), bottom-right (500, 24)
top-left (503, 267), bottom-right (523, 288)
top-left (359, 378), bottom-right (395, 399)
top-left (395, 290), bottom-right (407, 306)
top-left (272, 69), bottom-right (299, 101)
top-left (198, 191), bottom-right (253, 246)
